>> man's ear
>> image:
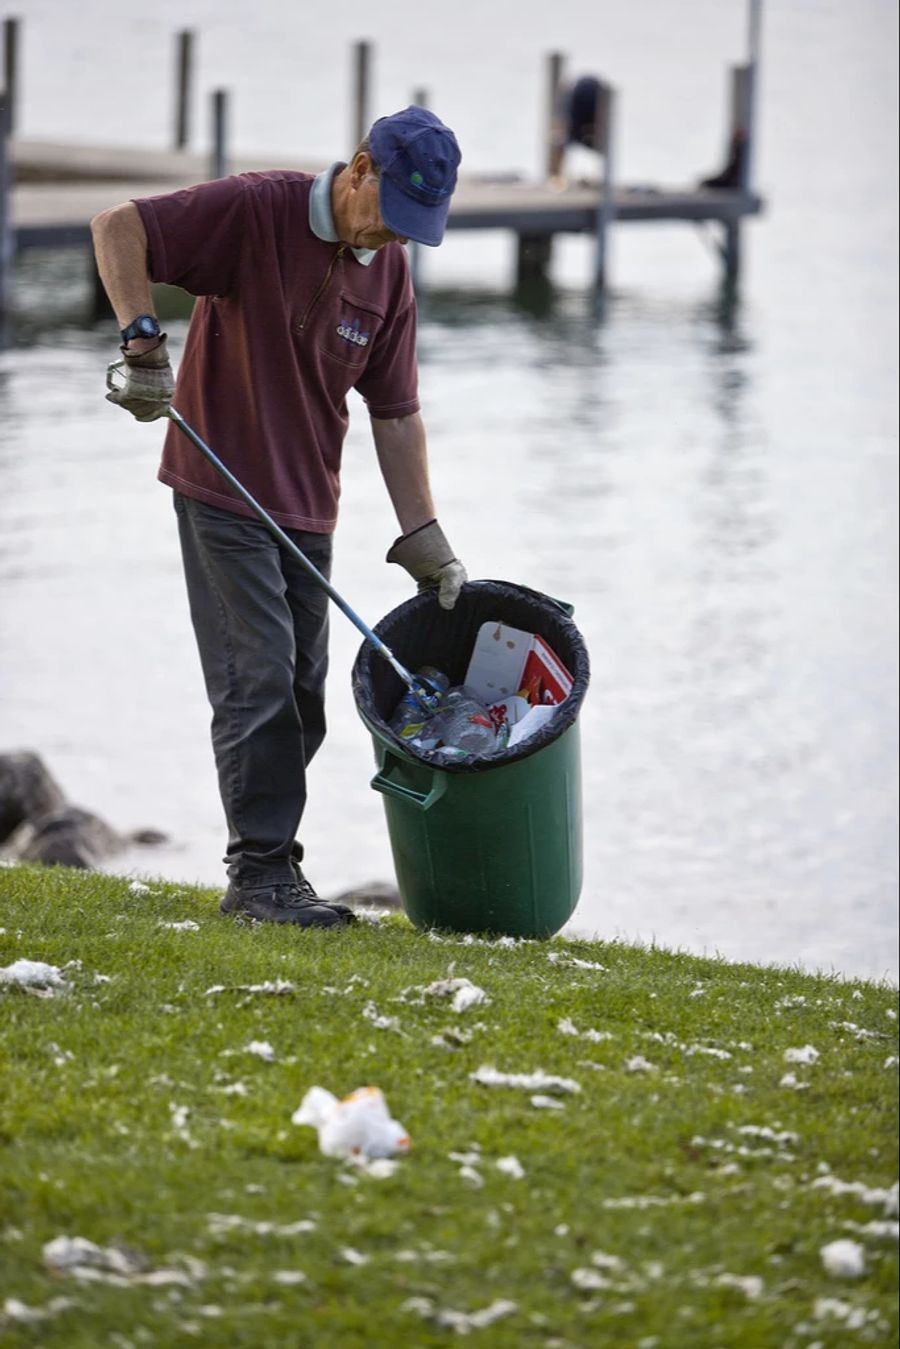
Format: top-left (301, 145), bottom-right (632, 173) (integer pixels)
top-left (350, 150), bottom-right (374, 187)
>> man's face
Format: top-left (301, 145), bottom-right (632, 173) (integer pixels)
top-left (344, 169), bottom-right (408, 250)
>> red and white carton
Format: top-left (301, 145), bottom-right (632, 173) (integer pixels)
top-left (465, 622), bottom-right (573, 708)
top-left (519, 633), bottom-right (574, 706)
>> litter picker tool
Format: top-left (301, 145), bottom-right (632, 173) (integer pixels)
top-left (106, 362), bottom-right (441, 712)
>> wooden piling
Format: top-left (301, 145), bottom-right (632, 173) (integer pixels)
top-left (174, 29), bottom-right (195, 151)
top-left (594, 84), bottom-right (616, 289)
top-left (211, 89), bottom-right (228, 179)
top-left (353, 40), bottom-right (372, 147)
top-left (0, 86), bottom-right (11, 317)
top-left (407, 88), bottom-right (429, 294)
top-left (2, 17), bottom-right (18, 136)
top-left (545, 51), bottom-right (565, 179)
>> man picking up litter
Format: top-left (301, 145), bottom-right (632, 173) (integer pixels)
top-left (91, 107), bottom-right (467, 929)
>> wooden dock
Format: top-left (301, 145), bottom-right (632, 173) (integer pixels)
top-left (0, 11), bottom-right (766, 312)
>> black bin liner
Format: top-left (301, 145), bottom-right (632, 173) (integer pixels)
top-left (351, 579), bottom-right (591, 774)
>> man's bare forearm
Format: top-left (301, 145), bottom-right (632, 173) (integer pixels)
top-left (90, 201), bottom-right (156, 339)
top-left (371, 411), bottom-right (437, 534)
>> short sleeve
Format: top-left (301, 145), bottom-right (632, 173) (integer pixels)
top-left (356, 298), bottom-right (420, 419)
top-left (134, 176), bottom-right (249, 297)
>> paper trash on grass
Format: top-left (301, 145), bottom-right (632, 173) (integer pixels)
top-left (424, 977), bottom-right (489, 1012)
top-left (470, 1065), bottom-right (581, 1095)
top-left (820, 1239), bottom-right (866, 1278)
top-left (403, 1295), bottom-right (518, 1334)
top-left (0, 960), bottom-right (65, 994)
top-left (292, 1086), bottom-right (410, 1161)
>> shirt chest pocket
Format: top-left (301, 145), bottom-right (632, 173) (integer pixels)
top-left (316, 291), bottom-right (386, 370)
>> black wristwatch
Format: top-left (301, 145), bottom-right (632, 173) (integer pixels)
top-left (120, 314), bottom-right (162, 344)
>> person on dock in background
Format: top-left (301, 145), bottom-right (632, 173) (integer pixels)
top-left (90, 106), bottom-right (466, 930)
top-left (548, 74), bottom-right (610, 186)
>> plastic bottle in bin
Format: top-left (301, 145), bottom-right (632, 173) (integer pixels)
top-left (389, 666), bottom-right (449, 738)
top-left (427, 688), bottom-right (505, 755)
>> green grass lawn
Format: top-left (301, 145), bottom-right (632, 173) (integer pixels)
top-left (1, 863), bottom-right (897, 1348)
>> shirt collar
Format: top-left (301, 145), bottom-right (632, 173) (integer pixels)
top-left (309, 163), bottom-right (376, 266)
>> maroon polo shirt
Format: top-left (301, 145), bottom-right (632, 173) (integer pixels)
top-left (134, 170), bottom-right (420, 532)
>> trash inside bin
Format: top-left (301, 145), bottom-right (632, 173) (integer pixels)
top-left (351, 579), bottom-right (590, 939)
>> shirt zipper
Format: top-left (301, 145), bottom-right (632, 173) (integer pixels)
top-left (296, 244), bottom-right (346, 332)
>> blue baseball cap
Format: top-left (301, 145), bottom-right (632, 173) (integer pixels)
top-left (369, 106), bottom-right (461, 247)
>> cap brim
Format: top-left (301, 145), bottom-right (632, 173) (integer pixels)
top-left (379, 178), bottom-right (451, 247)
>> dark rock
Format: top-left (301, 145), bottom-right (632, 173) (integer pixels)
top-left (0, 751), bottom-right (67, 844)
top-left (327, 881), bottom-right (402, 910)
top-left (0, 750), bottom-right (169, 869)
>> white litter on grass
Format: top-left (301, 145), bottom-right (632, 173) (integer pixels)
top-left (205, 980), bottom-right (297, 996)
top-left (784, 1045), bottom-right (819, 1065)
top-left (159, 919), bottom-right (200, 931)
top-left (820, 1239), bottom-right (866, 1278)
top-left (812, 1297), bottom-right (871, 1330)
top-left (530, 1094), bottom-right (566, 1110)
top-left (602, 1192), bottom-right (705, 1211)
top-left (830, 1020), bottom-right (884, 1042)
top-left (2, 1297), bottom-right (76, 1326)
top-left (470, 1066), bottom-right (581, 1095)
top-left (625, 1056), bottom-right (657, 1074)
top-left (779, 1072), bottom-right (810, 1090)
top-left (245, 1040), bottom-right (276, 1062)
top-left (128, 880), bottom-right (151, 895)
top-left (458, 1165), bottom-right (484, 1188)
top-left (340, 1247), bottom-right (370, 1266)
top-left (843, 1220), bottom-right (899, 1241)
top-left (0, 960), bottom-right (64, 989)
top-left (495, 1156), bottom-right (525, 1180)
top-left (42, 1236), bottom-right (196, 1288)
top-left (292, 1085), bottom-right (411, 1160)
top-left (402, 1295), bottom-right (518, 1334)
top-left (714, 1273), bottom-right (764, 1300)
top-left (737, 1124), bottom-right (800, 1147)
top-left (361, 1001), bottom-right (403, 1033)
top-left (571, 1268), bottom-right (611, 1291)
top-left (547, 952), bottom-right (606, 971)
top-left (810, 1175), bottom-right (899, 1217)
top-left (885, 1056), bottom-right (898, 1068)
top-left (424, 978), bottom-right (489, 1012)
top-left (216, 1082), bottom-right (248, 1097)
top-left (206, 1214), bottom-right (316, 1237)
top-left (557, 1017), bottom-right (613, 1043)
top-left (273, 1271), bottom-right (307, 1285)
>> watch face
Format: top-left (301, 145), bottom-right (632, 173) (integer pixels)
top-left (137, 317), bottom-right (159, 336)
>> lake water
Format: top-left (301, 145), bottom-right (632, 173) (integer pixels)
top-left (1, 0), bottom-right (897, 981)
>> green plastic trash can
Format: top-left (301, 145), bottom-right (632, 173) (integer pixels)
top-left (351, 579), bottom-right (590, 939)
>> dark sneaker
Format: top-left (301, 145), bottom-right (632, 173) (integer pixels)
top-left (290, 859), bottom-right (357, 921)
top-left (220, 880), bottom-right (353, 927)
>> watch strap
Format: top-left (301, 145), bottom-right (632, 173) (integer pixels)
top-left (120, 314), bottom-right (162, 345)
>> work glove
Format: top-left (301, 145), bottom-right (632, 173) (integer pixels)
top-left (105, 339), bottom-right (174, 423)
top-left (386, 520), bottom-right (467, 611)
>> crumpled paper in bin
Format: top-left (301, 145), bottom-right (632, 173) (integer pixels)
top-left (292, 1086), bottom-right (411, 1160)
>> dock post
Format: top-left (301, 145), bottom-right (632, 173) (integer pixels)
top-left (352, 40), bottom-right (372, 147)
top-left (211, 89), bottom-right (228, 179)
top-left (407, 86), bottom-right (428, 295)
top-left (545, 51), bottom-right (565, 178)
top-left (2, 17), bottom-right (18, 135)
top-left (0, 85), bottom-right (11, 321)
top-left (174, 29), bottom-right (195, 150)
top-left (516, 235), bottom-right (553, 287)
top-left (594, 84), bottom-right (616, 290)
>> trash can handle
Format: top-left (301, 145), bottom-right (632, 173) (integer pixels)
top-left (371, 752), bottom-right (448, 812)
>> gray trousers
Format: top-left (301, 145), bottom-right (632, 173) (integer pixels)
top-left (173, 491), bottom-right (332, 887)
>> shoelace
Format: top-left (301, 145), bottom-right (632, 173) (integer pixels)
top-left (267, 881), bottom-right (321, 909)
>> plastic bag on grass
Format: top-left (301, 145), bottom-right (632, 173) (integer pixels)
top-left (292, 1086), bottom-right (410, 1160)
